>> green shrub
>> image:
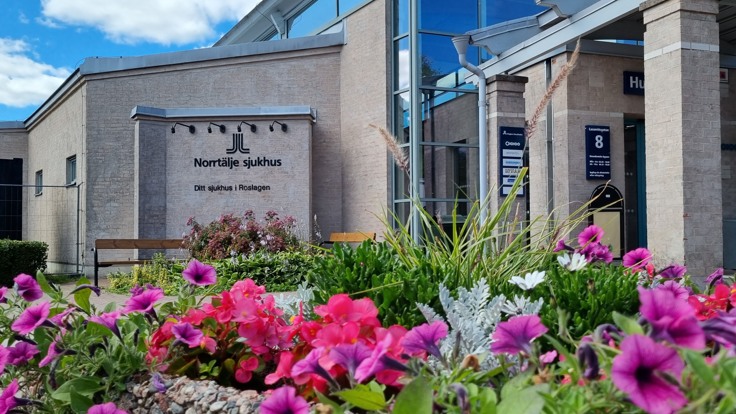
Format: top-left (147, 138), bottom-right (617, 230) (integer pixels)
top-left (490, 260), bottom-right (640, 341)
top-left (0, 240), bottom-right (48, 286)
top-left (107, 251), bottom-right (316, 295)
top-left (307, 241), bottom-right (447, 327)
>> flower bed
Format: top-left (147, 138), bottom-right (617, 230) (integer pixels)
top-left (2, 224), bottom-right (736, 414)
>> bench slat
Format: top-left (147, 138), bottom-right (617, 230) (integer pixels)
top-left (328, 232), bottom-right (376, 243)
top-left (95, 239), bottom-right (183, 249)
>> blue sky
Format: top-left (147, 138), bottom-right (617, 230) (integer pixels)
top-left (0, 0), bottom-right (262, 122)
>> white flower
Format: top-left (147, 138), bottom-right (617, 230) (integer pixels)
top-left (508, 271), bottom-right (546, 290)
top-left (558, 252), bottom-right (587, 271)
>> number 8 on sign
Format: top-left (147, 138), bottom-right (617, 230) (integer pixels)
top-left (595, 135), bottom-right (604, 149)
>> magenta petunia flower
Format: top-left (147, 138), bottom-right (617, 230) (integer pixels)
top-left (658, 264), bottom-right (687, 279)
top-left (259, 386), bottom-right (309, 414)
top-left (638, 286), bottom-right (705, 349)
top-left (70, 284), bottom-right (101, 296)
top-left (89, 311), bottom-right (122, 339)
top-left (87, 402), bottom-right (128, 414)
top-left (491, 314), bottom-right (548, 355)
top-left (7, 342), bottom-right (39, 366)
top-left (14, 273), bottom-right (43, 302)
top-left (329, 342), bottom-right (371, 378)
top-left (623, 248), bottom-right (652, 271)
top-left (701, 310), bottom-right (736, 347)
top-left (0, 286), bottom-right (8, 304)
top-left (123, 288), bottom-right (164, 314)
top-left (553, 239), bottom-right (572, 252)
top-left (401, 321), bottom-right (448, 359)
top-left (39, 340), bottom-right (65, 367)
top-left (182, 259), bottom-right (217, 286)
top-left (355, 335), bottom-right (406, 382)
top-left (0, 346), bottom-right (8, 375)
top-left (0, 379), bottom-right (20, 413)
top-left (578, 225), bottom-right (604, 248)
top-left (656, 281), bottom-right (689, 301)
top-left (11, 301), bottom-right (51, 335)
top-left (171, 323), bottom-right (204, 348)
top-left (706, 268), bottom-right (724, 286)
top-left (612, 335), bottom-right (687, 414)
top-left (585, 243), bottom-right (613, 264)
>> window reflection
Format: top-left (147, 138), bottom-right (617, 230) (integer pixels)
top-left (418, 0), bottom-right (478, 33)
top-left (288, 0), bottom-right (337, 38)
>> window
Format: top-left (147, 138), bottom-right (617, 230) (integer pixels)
top-left (35, 170), bottom-right (43, 195)
top-left (66, 155), bottom-right (77, 186)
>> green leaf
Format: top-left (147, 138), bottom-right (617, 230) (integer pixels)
top-left (70, 390), bottom-right (94, 414)
top-left (684, 350), bottom-right (716, 386)
top-left (36, 271), bottom-right (56, 295)
top-left (500, 371), bottom-right (533, 401)
top-left (51, 378), bottom-right (104, 402)
top-left (612, 311), bottom-right (644, 335)
top-left (316, 391), bottom-right (345, 414)
top-left (393, 377), bottom-right (433, 414)
top-left (74, 281), bottom-right (92, 314)
top-left (335, 384), bottom-right (387, 411)
top-left (497, 384), bottom-right (549, 414)
top-left (477, 388), bottom-right (497, 414)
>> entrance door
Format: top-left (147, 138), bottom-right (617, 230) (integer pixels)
top-left (0, 158), bottom-right (23, 240)
top-left (624, 121), bottom-right (646, 250)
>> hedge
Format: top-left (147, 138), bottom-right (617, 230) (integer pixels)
top-left (0, 240), bottom-right (48, 286)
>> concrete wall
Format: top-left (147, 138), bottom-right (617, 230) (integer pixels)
top-left (26, 86), bottom-right (86, 272)
top-left (339, 0), bottom-right (390, 237)
top-left (82, 46), bottom-right (342, 267)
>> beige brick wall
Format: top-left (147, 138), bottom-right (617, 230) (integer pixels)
top-left (82, 47), bottom-right (343, 266)
top-left (338, 0), bottom-right (391, 237)
top-left (523, 53), bottom-right (645, 242)
top-left (643, 0), bottom-right (722, 277)
top-left (26, 86), bottom-right (86, 272)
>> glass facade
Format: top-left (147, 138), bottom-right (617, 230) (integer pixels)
top-left (391, 0), bottom-right (543, 229)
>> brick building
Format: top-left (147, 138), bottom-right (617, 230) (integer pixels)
top-left (0, 0), bottom-right (734, 279)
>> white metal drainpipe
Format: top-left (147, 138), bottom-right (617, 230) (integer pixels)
top-left (452, 35), bottom-right (489, 226)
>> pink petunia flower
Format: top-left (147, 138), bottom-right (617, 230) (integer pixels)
top-left (638, 286), bottom-right (705, 349)
top-left (0, 287), bottom-right (8, 304)
top-left (87, 402), bottom-right (128, 414)
top-left (491, 314), bottom-right (548, 355)
top-left (0, 379), bottom-right (20, 413)
top-left (7, 342), bottom-right (39, 366)
top-left (89, 311), bottom-right (122, 339)
top-left (171, 323), bottom-right (204, 348)
top-left (658, 264), bottom-right (687, 279)
top-left (123, 288), bottom-right (164, 314)
top-left (656, 281), bottom-right (689, 301)
top-left (14, 274), bottom-right (43, 302)
top-left (355, 334), bottom-right (406, 383)
top-left (611, 335), bottom-right (687, 414)
top-left (329, 342), bottom-right (372, 378)
top-left (182, 259), bottom-right (217, 286)
top-left (259, 386), bottom-right (309, 414)
top-left (0, 346), bottom-right (7, 375)
top-left (401, 321), bottom-right (448, 359)
top-left (11, 301), bottom-right (51, 335)
top-left (623, 248), bottom-right (652, 271)
top-left (578, 225), bottom-right (604, 248)
top-left (39, 340), bottom-right (63, 367)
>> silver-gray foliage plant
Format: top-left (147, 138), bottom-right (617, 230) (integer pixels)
top-left (418, 278), bottom-right (543, 370)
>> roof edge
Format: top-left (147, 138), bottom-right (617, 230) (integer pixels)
top-left (130, 105), bottom-right (317, 121)
top-left (0, 121), bottom-right (26, 131)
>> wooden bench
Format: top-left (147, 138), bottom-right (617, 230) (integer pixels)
top-left (93, 239), bottom-right (186, 287)
top-left (320, 232), bottom-right (377, 247)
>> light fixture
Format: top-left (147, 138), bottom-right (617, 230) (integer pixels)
top-left (208, 122), bottom-right (226, 133)
top-left (269, 120), bottom-right (287, 132)
top-left (237, 121), bottom-right (257, 133)
top-left (171, 122), bottom-right (195, 134)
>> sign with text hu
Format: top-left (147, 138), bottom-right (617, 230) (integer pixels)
top-left (623, 71), bottom-right (644, 95)
top-left (499, 126), bottom-right (525, 197)
top-left (585, 125), bottom-right (611, 180)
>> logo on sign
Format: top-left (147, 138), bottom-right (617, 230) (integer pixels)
top-left (226, 133), bottom-right (250, 154)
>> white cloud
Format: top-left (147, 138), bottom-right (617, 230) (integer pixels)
top-left (18, 12), bottom-right (30, 24)
top-left (0, 38), bottom-right (70, 108)
top-left (40, 0), bottom-right (262, 46)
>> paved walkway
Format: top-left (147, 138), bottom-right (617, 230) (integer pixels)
top-left (56, 278), bottom-right (178, 310)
